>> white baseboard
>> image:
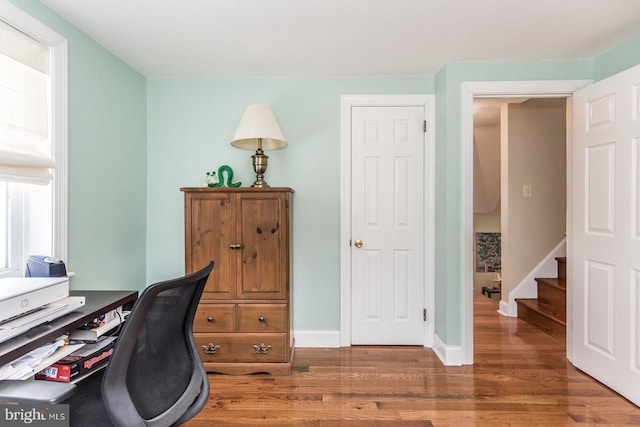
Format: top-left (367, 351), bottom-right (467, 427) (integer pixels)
top-left (498, 300), bottom-right (510, 317)
top-left (293, 330), bottom-right (341, 348)
top-left (433, 333), bottom-right (463, 366)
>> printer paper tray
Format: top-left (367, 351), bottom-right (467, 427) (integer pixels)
top-left (0, 296), bottom-right (86, 344)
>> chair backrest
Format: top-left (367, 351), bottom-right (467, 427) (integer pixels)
top-left (101, 261), bottom-right (213, 427)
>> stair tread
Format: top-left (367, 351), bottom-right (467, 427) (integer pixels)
top-left (515, 298), bottom-right (566, 325)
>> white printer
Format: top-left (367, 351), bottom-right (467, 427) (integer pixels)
top-left (0, 277), bottom-right (85, 343)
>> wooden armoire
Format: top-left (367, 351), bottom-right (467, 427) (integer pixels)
top-left (181, 187), bottom-right (293, 375)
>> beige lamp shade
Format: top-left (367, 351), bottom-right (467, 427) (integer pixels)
top-left (231, 105), bottom-right (287, 150)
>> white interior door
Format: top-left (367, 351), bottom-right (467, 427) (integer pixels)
top-left (571, 63), bottom-right (640, 406)
top-left (350, 106), bottom-right (425, 345)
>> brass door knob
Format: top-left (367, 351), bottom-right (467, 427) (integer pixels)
top-left (354, 239), bottom-right (363, 248)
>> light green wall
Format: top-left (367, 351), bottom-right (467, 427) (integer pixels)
top-left (11, 0), bottom-right (640, 346)
top-left (9, 0), bottom-right (148, 291)
top-left (433, 69), bottom-right (449, 341)
top-left (146, 76), bottom-right (433, 330)
top-left (593, 33), bottom-right (640, 81)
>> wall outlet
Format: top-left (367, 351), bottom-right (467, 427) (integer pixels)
top-left (523, 185), bottom-right (532, 198)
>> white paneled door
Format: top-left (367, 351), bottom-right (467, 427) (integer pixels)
top-left (351, 106), bottom-right (425, 345)
top-left (572, 64), bottom-right (640, 406)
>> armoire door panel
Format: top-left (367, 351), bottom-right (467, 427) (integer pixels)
top-left (236, 194), bottom-right (288, 299)
top-left (187, 194), bottom-right (235, 299)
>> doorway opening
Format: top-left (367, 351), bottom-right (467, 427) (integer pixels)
top-left (472, 97), bottom-right (568, 342)
top-left (460, 80), bottom-right (591, 364)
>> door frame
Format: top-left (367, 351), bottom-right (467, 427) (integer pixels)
top-left (460, 80), bottom-right (591, 364)
top-left (340, 94), bottom-right (435, 347)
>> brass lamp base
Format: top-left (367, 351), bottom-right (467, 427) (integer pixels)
top-left (251, 149), bottom-right (270, 188)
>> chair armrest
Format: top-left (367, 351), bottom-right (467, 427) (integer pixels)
top-left (0, 380), bottom-right (76, 404)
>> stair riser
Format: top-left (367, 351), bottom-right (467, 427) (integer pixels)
top-left (556, 257), bottom-right (566, 284)
top-left (537, 284), bottom-right (566, 320)
top-left (517, 303), bottom-right (566, 341)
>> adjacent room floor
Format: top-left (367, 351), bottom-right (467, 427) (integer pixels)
top-left (187, 292), bottom-right (640, 426)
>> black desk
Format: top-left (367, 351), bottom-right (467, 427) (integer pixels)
top-left (0, 290), bottom-right (138, 367)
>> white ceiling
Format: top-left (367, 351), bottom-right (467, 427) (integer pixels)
top-left (40, 0), bottom-right (640, 78)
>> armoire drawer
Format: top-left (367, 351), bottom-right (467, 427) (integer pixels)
top-left (195, 333), bottom-right (287, 363)
top-left (193, 304), bottom-right (235, 332)
top-left (237, 304), bottom-right (286, 333)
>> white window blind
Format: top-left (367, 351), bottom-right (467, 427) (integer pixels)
top-left (0, 19), bottom-right (53, 185)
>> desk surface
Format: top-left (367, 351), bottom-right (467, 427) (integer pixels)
top-left (0, 290), bottom-right (138, 367)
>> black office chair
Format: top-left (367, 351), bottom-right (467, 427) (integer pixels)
top-left (0, 261), bottom-right (213, 427)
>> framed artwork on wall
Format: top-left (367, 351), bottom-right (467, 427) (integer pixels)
top-left (476, 232), bottom-right (501, 272)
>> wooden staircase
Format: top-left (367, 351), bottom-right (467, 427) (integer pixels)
top-left (515, 257), bottom-right (566, 340)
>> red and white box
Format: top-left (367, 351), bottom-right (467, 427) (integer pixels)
top-left (36, 337), bottom-right (117, 382)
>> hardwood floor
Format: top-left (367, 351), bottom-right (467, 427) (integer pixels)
top-left (187, 293), bottom-right (640, 426)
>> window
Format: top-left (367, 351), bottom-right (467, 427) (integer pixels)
top-left (0, 1), bottom-right (67, 277)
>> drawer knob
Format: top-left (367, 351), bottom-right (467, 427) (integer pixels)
top-left (207, 316), bottom-right (213, 322)
top-left (258, 316), bottom-right (265, 323)
top-left (253, 343), bottom-right (272, 354)
top-left (202, 343), bottom-right (221, 354)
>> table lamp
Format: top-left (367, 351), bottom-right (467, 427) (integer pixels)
top-left (231, 105), bottom-right (287, 188)
top-left (491, 271), bottom-right (502, 289)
